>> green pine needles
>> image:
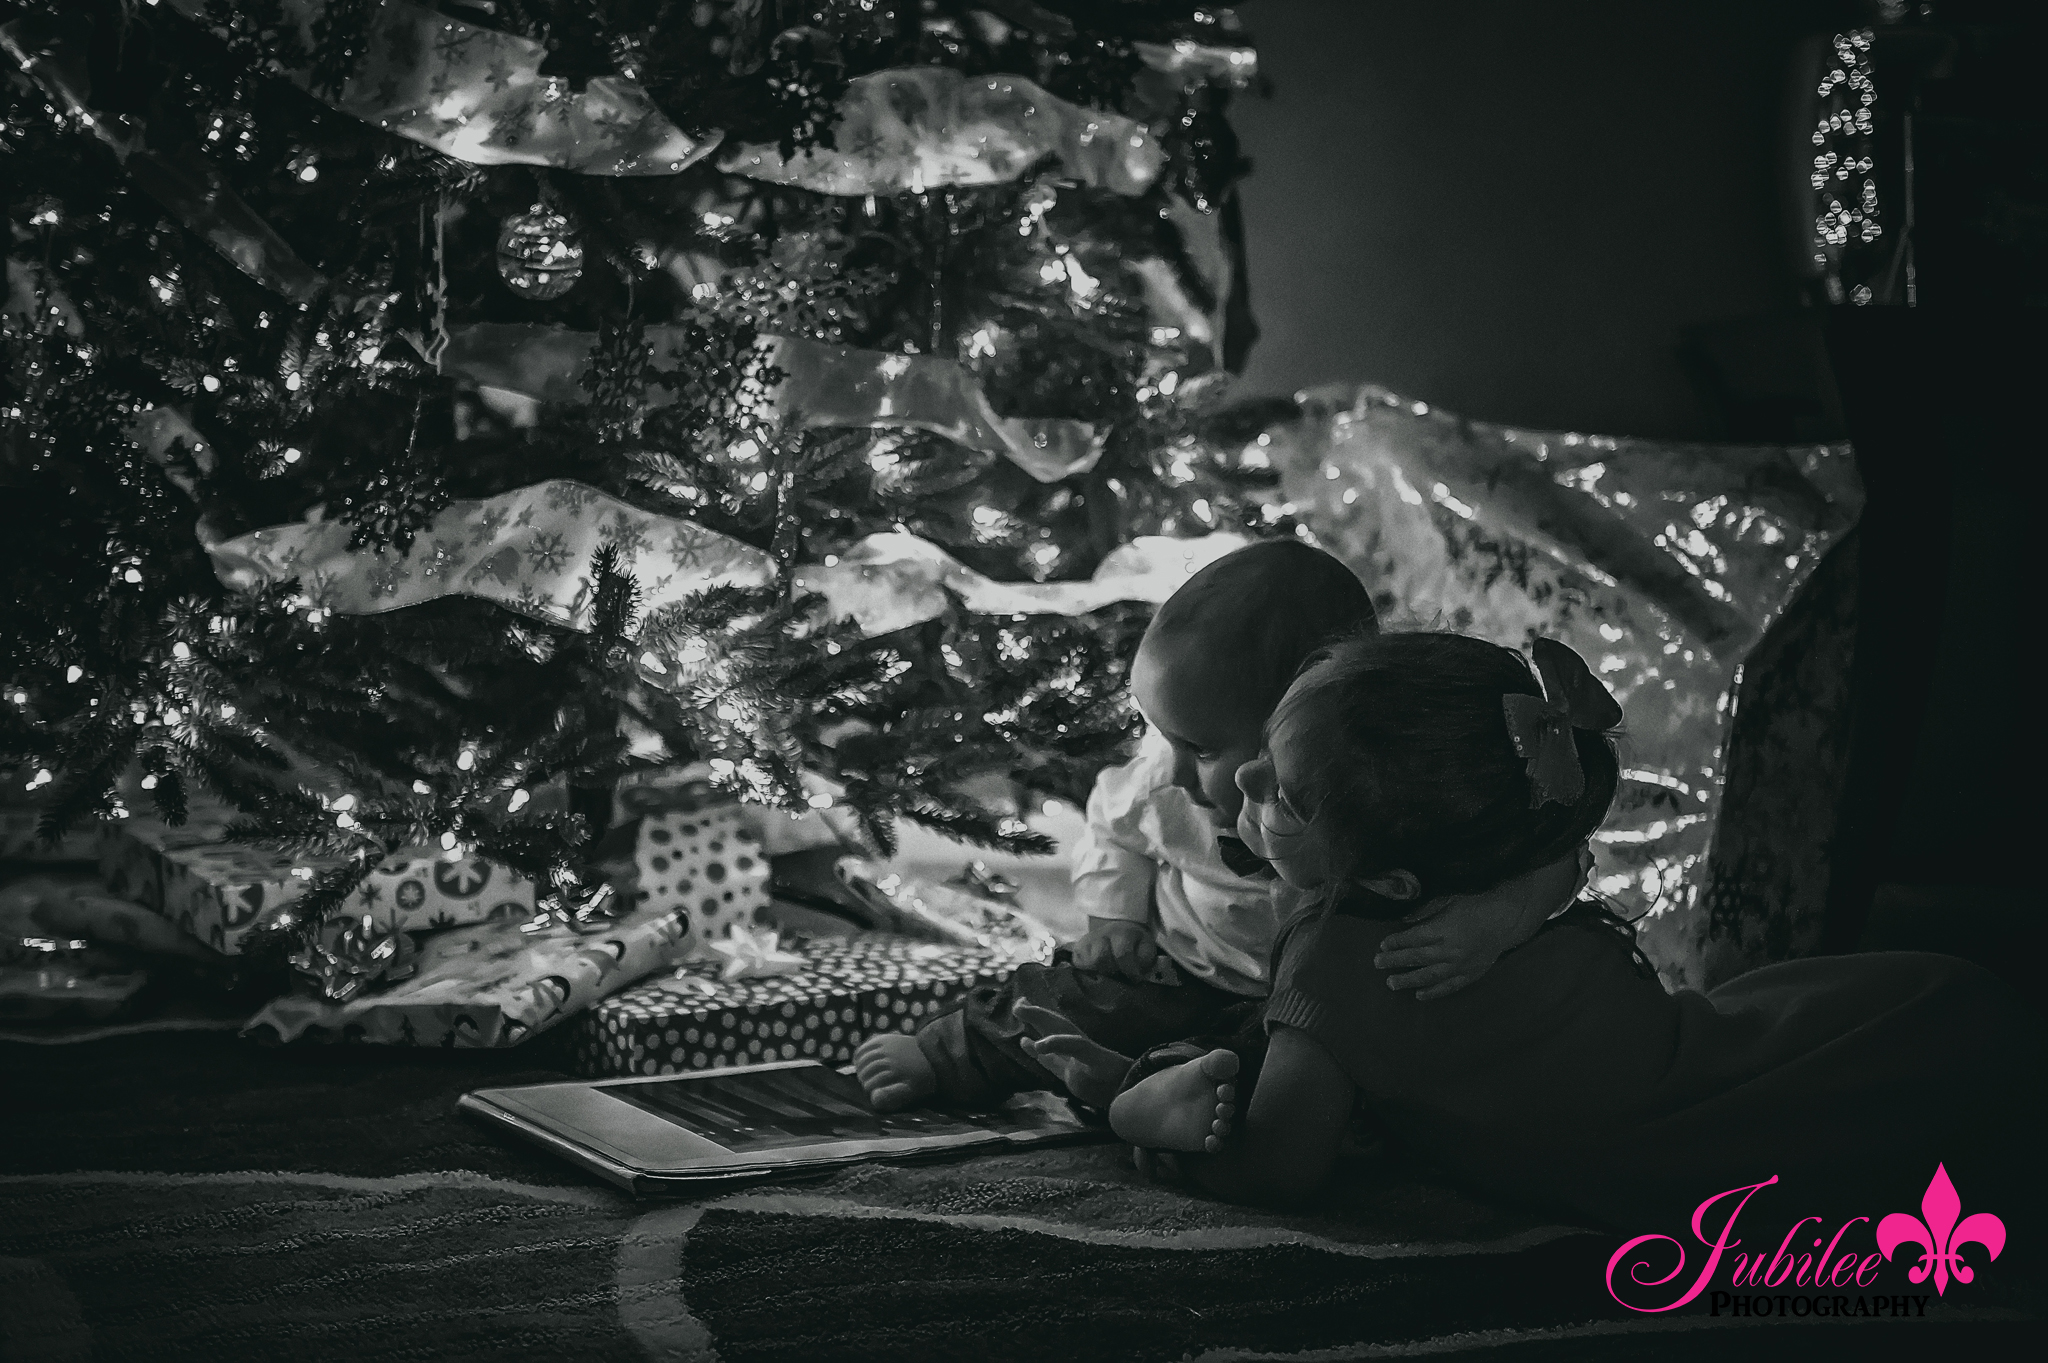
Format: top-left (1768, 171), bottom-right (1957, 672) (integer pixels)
top-left (1, 0), bottom-right (1284, 960)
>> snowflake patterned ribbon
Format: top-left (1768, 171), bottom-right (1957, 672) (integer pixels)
top-left (206, 480), bottom-right (777, 628)
top-left (167, 0), bottom-right (713, 175)
top-left (789, 530), bottom-right (1248, 637)
top-left (441, 324), bottom-right (1106, 484)
top-left (719, 67), bottom-right (1165, 197)
top-left (206, 483), bottom-right (1247, 637)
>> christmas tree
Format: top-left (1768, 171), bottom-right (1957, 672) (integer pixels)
top-left (2, 1), bottom-right (1280, 959)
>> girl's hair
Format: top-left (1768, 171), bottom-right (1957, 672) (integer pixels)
top-left (1274, 630), bottom-right (1620, 905)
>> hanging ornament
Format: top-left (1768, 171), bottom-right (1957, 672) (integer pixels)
top-left (496, 206), bottom-right (585, 301)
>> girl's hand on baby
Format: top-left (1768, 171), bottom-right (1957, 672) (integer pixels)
top-left (1372, 903), bottom-right (1498, 1001)
top-left (1375, 853), bottom-right (1580, 1000)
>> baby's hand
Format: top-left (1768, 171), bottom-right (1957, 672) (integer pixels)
top-left (1070, 917), bottom-right (1159, 982)
top-left (1014, 1001), bottom-right (1134, 1109)
top-left (1373, 851), bottom-right (1582, 1000)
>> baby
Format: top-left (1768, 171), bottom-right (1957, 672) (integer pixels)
top-left (1076, 633), bottom-right (2037, 1228)
top-left (855, 541), bottom-right (1582, 1114)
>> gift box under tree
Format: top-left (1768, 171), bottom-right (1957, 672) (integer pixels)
top-left (97, 805), bottom-right (537, 954)
top-left (244, 899), bottom-right (694, 1048)
top-left (605, 766), bottom-right (773, 952)
top-left (570, 932), bottom-right (1018, 1078)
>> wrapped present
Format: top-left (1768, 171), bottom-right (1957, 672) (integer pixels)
top-left (97, 806), bottom-right (536, 954)
top-left (1, 876), bottom-right (157, 1022)
top-left (342, 850), bottom-right (538, 933)
top-left (244, 899), bottom-right (691, 1047)
top-left (610, 767), bottom-right (771, 948)
top-left (570, 931), bottom-right (1016, 1078)
top-left (821, 933), bottom-right (1030, 1041)
top-left (1, 874), bottom-right (224, 969)
top-left (0, 959), bottom-right (152, 1024)
top-left (833, 858), bottom-right (1058, 965)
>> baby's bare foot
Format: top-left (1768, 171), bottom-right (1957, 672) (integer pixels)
top-left (1108, 1048), bottom-right (1239, 1153)
top-left (853, 1033), bottom-right (937, 1111)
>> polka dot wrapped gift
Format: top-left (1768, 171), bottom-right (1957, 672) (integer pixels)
top-left (610, 767), bottom-right (770, 956)
top-left (570, 933), bottom-right (1015, 1078)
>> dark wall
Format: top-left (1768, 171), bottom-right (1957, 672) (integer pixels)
top-left (1226, 1), bottom-right (2033, 899)
top-left (1230, 0), bottom-right (1835, 439)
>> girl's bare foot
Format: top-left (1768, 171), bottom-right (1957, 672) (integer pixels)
top-left (853, 1033), bottom-right (937, 1111)
top-left (1108, 1048), bottom-right (1239, 1153)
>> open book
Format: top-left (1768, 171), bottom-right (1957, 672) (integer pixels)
top-left (461, 1059), bottom-right (1102, 1196)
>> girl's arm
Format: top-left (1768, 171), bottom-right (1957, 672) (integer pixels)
top-left (1371, 845), bottom-right (1589, 1000)
top-left (1171, 1025), bottom-right (1357, 1206)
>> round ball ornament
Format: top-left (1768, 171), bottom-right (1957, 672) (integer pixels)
top-left (496, 207), bottom-right (585, 301)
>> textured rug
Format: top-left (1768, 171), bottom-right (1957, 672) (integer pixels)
top-left (2, 1033), bottom-right (2039, 1362)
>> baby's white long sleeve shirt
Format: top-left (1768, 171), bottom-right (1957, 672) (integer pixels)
top-left (1069, 730), bottom-right (1300, 997)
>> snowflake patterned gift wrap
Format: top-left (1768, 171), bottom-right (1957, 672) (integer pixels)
top-left (97, 806), bottom-right (536, 954)
top-left (245, 901), bottom-right (691, 1048)
top-left (570, 934), bottom-right (1015, 1078)
top-left (343, 850), bottom-right (538, 933)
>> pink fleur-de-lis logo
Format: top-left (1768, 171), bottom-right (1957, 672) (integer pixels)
top-left (1876, 1164), bottom-right (2007, 1295)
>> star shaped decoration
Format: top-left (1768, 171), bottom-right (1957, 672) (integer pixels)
top-left (304, 570), bottom-right (338, 611)
top-left (483, 58), bottom-right (516, 93)
top-left (667, 529), bottom-right (709, 571)
top-left (365, 557), bottom-right (413, 598)
top-left (432, 25), bottom-right (475, 65)
top-left (524, 531), bottom-right (571, 575)
top-left (604, 511), bottom-right (651, 559)
top-left (546, 482), bottom-right (598, 513)
top-left (485, 97), bottom-right (535, 148)
top-left (850, 126), bottom-right (888, 163)
top-left (418, 539), bottom-right (462, 580)
top-left (470, 504), bottom-right (512, 547)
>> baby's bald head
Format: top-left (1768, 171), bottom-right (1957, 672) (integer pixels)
top-left (1132, 540), bottom-right (1376, 825)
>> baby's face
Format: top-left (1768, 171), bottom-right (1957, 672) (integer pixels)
top-left (1130, 634), bottom-right (1265, 827)
top-left (1234, 706), bottom-right (1329, 890)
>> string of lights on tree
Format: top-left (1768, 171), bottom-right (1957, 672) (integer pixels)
top-left (2, 0), bottom-right (1286, 970)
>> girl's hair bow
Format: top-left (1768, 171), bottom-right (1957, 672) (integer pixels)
top-left (1502, 638), bottom-right (1624, 808)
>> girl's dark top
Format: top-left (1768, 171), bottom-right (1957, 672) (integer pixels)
top-left (1264, 893), bottom-right (2041, 1230)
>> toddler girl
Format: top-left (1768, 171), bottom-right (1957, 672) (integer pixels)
top-left (1087, 632), bottom-right (2040, 1229)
